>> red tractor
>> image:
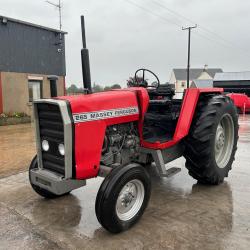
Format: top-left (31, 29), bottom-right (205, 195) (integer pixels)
top-left (29, 16), bottom-right (239, 233)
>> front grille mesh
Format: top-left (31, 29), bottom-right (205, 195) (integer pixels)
top-left (37, 103), bottom-right (65, 176)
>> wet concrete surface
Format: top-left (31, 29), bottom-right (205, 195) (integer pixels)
top-left (0, 116), bottom-right (250, 249)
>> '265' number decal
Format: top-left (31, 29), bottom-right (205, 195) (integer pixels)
top-left (73, 107), bottom-right (139, 123)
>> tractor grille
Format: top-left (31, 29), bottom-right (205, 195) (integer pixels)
top-left (37, 103), bottom-right (65, 176)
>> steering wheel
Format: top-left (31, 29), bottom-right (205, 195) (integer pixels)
top-left (134, 69), bottom-right (160, 89)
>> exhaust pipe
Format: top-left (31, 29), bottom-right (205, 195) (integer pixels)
top-left (81, 16), bottom-right (92, 94)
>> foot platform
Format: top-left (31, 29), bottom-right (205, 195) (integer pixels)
top-left (160, 167), bottom-right (181, 178)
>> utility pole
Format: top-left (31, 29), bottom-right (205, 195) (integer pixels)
top-left (46, 0), bottom-right (62, 33)
top-left (182, 25), bottom-right (197, 88)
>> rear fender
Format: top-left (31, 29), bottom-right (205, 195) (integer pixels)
top-left (141, 88), bottom-right (223, 149)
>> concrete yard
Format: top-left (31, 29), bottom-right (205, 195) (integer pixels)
top-left (0, 116), bottom-right (250, 250)
top-left (0, 123), bottom-right (35, 178)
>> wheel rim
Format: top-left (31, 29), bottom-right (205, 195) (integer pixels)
top-left (214, 114), bottom-right (235, 168)
top-left (115, 179), bottom-right (145, 221)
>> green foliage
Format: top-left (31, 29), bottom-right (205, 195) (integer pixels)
top-left (0, 112), bottom-right (28, 118)
top-left (127, 76), bottom-right (144, 87)
top-left (66, 84), bottom-right (85, 94)
top-left (0, 113), bottom-right (7, 118)
top-left (92, 84), bottom-right (104, 93)
top-left (110, 84), bottom-right (121, 89)
top-left (66, 83), bottom-right (122, 94)
top-left (104, 86), bottom-right (111, 91)
top-left (103, 84), bottom-right (121, 91)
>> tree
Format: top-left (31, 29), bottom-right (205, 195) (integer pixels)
top-left (127, 76), bottom-right (145, 87)
top-left (104, 86), bottom-right (112, 91)
top-left (111, 84), bottom-right (121, 89)
top-left (92, 84), bottom-right (104, 93)
top-left (66, 84), bottom-right (85, 95)
top-left (103, 84), bottom-right (122, 91)
top-left (67, 84), bottom-right (79, 94)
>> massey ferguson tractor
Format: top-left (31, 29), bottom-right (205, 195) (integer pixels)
top-left (29, 16), bottom-right (239, 233)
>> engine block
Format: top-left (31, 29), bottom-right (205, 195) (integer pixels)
top-left (101, 122), bottom-right (140, 167)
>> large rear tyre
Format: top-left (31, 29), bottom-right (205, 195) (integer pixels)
top-left (95, 164), bottom-right (151, 233)
top-left (29, 156), bottom-right (70, 199)
top-left (184, 95), bottom-right (238, 185)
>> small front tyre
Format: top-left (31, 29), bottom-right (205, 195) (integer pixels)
top-left (95, 164), bottom-right (151, 233)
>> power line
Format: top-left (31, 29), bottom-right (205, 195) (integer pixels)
top-left (151, 0), bottom-right (250, 57)
top-left (124, 0), bottom-right (182, 29)
top-left (124, 0), bottom-right (250, 59)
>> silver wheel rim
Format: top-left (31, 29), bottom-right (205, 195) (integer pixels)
top-left (115, 179), bottom-right (145, 221)
top-left (214, 114), bottom-right (234, 168)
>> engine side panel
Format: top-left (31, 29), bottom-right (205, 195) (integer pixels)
top-left (59, 89), bottom-right (149, 179)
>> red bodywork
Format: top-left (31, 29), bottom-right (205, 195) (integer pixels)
top-left (59, 88), bottom-right (223, 180)
top-left (227, 93), bottom-right (250, 113)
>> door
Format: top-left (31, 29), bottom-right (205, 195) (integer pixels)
top-left (28, 81), bottom-right (42, 102)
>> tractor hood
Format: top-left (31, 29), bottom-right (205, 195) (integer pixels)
top-left (58, 89), bottom-right (148, 124)
top-left (59, 90), bottom-right (138, 112)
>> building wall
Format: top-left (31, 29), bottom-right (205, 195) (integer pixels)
top-left (169, 70), bottom-right (186, 96)
top-left (0, 19), bottom-right (66, 76)
top-left (169, 71), bottom-right (176, 85)
top-left (197, 71), bottom-right (213, 80)
top-left (173, 71), bottom-right (213, 94)
top-left (1, 71), bottom-right (65, 116)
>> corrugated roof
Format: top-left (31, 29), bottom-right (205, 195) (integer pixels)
top-left (173, 68), bottom-right (223, 80)
top-left (214, 72), bottom-right (250, 81)
top-left (192, 79), bottom-right (213, 88)
top-left (0, 15), bottom-right (67, 34)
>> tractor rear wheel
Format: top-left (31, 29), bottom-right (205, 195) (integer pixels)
top-left (95, 164), bottom-right (151, 233)
top-left (184, 95), bottom-right (238, 185)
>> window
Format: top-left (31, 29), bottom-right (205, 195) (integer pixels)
top-left (181, 81), bottom-right (186, 88)
top-left (28, 80), bottom-right (42, 102)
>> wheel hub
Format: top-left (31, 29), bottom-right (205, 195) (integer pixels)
top-left (116, 179), bottom-right (145, 221)
top-left (214, 114), bottom-right (235, 169)
top-left (215, 125), bottom-right (225, 151)
top-left (120, 183), bottom-right (136, 208)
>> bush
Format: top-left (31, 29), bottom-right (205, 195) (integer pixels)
top-left (0, 112), bottom-right (29, 118)
top-left (0, 113), bottom-right (7, 118)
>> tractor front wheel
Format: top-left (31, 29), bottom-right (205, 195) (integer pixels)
top-left (95, 164), bottom-right (151, 233)
top-left (184, 95), bottom-right (238, 185)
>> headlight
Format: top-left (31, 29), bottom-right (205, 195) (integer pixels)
top-left (42, 140), bottom-right (49, 151)
top-left (58, 143), bottom-right (65, 156)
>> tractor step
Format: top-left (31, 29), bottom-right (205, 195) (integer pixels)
top-left (160, 167), bottom-right (181, 178)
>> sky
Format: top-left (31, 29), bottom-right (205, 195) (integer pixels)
top-left (1, 0), bottom-right (250, 87)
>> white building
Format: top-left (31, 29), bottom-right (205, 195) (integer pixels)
top-left (169, 66), bottom-right (223, 96)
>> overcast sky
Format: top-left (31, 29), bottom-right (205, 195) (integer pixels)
top-left (1, 0), bottom-right (250, 87)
